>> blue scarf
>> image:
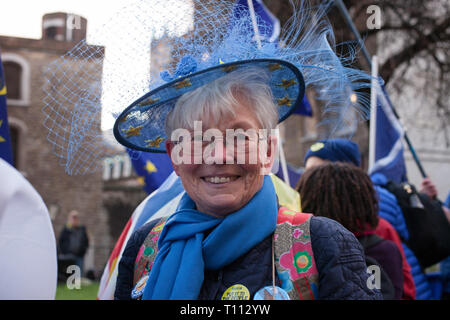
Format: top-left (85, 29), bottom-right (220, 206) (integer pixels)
top-left (142, 175), bottom-right (278, 300)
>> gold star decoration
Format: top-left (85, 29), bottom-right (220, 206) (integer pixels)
top-left (268, 63), bottom-right (282, 72)
top-left (121, 125), bottom-right (144, 138)
top-left (145, 136), bottom-right (165, 148)
top-left (277, 79), bottom-right (297, 90)
top-left (137, 176), bottom-right (146, 186)
top-left (0, 120), bottom-right (5, 143)
top-left (221, 65), bottom-right (238, 73)
top-left (138, 96), bottom-right (160, 107)
top-left (277, 94), bottom-right (293, 107)
top-left (144, 160), bottom-right (158, 174)
top-left (173, 78), bottom-right (192, 89)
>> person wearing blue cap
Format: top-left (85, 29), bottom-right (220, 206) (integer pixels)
top-left (303, 138), bottom-right (361, 170)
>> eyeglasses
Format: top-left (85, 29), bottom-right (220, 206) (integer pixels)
top-left (172, 129), bottom-right (268, 155)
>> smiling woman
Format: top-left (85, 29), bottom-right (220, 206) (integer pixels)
top-left (103, 0), bottom-right (382, 301)
top-left (161, 67), bottom-right (279, 217)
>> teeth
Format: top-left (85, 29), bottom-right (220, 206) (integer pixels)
top-left (205, 176), bottom-right (232, 184)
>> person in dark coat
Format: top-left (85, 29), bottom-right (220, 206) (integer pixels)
top-left (58, 210), bottom-right (89, 276)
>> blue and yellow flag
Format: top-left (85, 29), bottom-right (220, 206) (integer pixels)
top-left (0, 50), bottom-right (14, 165)
top-left (126, 149), bottom-right (174, 194)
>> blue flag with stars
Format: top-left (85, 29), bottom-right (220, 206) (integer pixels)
top-left (127, 149), bottom-right (174, 194)
top-left (0, 51), bottom-right (14, 165)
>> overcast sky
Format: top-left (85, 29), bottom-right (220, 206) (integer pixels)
top-left (0, 0), bottom-right (126, 41)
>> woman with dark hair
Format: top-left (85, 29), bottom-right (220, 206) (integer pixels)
top-left (297, 162), bottom-right (404, 299)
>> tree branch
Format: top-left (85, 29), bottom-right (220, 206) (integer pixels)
top-left (379, 16), bottom-right (450, 83)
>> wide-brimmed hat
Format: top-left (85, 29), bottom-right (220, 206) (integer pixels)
top-left (43, 0), bottom-right (371, 174)
top-left (113, 58), bottom-right (305, 153)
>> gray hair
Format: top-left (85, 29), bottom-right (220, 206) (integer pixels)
top-left (165, 66), bottom-right (278, 137)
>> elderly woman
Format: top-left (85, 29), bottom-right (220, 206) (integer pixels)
top-left (114, 67), bottom-right (381, 300)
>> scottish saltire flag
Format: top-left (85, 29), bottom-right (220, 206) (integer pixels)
top-left (369, 81), bottom-right (407, 183)
top-left (127, 150), bottom-right (173, 194)
top-left (97, 172), bottom-right (300, 299)
top-left (0, 52), bottom-right (13, 165)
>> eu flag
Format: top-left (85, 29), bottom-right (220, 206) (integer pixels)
top-left (127, 149), bottom-right (174, 194)
top-left (0, 51), bottom-right (14, 165)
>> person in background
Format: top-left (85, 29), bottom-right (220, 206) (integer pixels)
top-left (420, 178), bottom-right (450, 224)
top-left (302, 139), bottom-right (417, 300)
top-left (297, 162), bottom-right (404, 299)
top-left (0, 158), bottom-right (57, 299)
top-left (58, 210), bottom-right (89, 276)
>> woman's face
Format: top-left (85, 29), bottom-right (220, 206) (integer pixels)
top-left (166, 102), bottom-right (277, 217)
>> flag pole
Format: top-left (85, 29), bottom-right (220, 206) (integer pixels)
top-left (333, 0), bottom-right (427, 178)
top-left (368, 56), bottom-right (378, 173)
top-left (247, 0), bottom-right (262, 49)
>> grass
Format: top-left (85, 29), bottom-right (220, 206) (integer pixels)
top-left (55, 280), bottom-right (100, 300)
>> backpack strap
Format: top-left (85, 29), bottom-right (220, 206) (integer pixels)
top-left (133, 217), bottom-right (168, 286)
top-left (274, 207), bottom-right (319, 300)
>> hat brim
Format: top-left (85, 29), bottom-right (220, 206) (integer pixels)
top-left (113, 58), bottom-right (305, 153)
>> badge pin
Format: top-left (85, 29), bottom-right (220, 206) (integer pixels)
top-left (131, 275), bottom-right (149, 300)
top-left (254, 286), bottom-right (290, 300)
top-left (221, 284), bottom-right (250, 300)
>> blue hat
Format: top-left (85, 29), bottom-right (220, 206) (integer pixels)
top-left (114, 58), bottom-right (305, 153)
top-left (304, 139), bottom-right (361, 167)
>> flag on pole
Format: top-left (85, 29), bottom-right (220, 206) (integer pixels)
top-left (0, 51), bottom-right (14, 165)
top-left (369, 79), bottom-right (408, 183)
top-left (233, 1), bottom-right (313, 117)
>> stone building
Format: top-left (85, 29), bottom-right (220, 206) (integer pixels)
top-left (0, 12), bottom-right (111, 275)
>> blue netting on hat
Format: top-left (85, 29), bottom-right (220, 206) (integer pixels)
top-left (42, 0), bottom-right (372, 175)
